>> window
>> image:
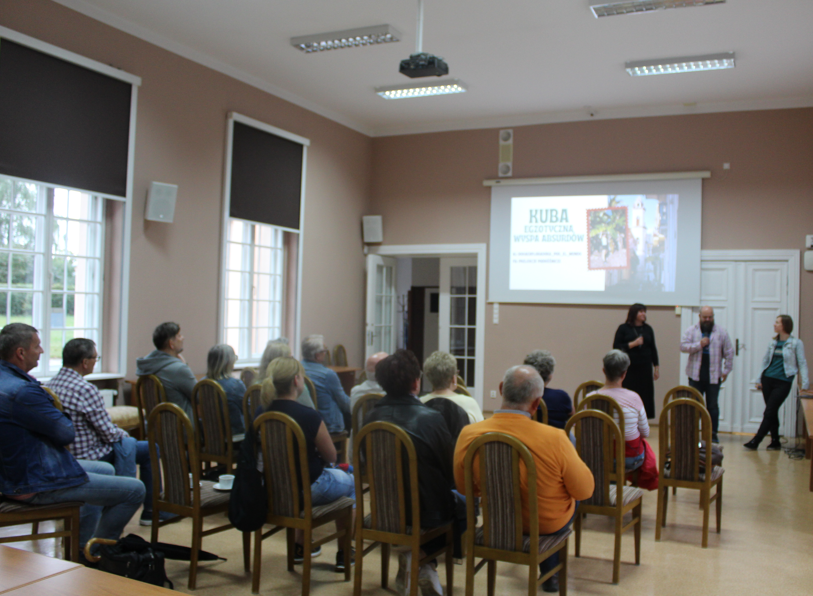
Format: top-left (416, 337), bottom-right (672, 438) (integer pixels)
top-left (0, 176), bottom-right (104, 376)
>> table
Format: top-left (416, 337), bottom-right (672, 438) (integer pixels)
top-left (800, 397), bottom-right (813, 492)
top-left (0, 545), bottom-right (80, 594)
top-left (8, 565), bottom-right (175, 596)
top-left (329, 366), bottom-right (361, 395)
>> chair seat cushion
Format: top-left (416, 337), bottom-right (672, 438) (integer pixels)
top-left (309, 496), bottom-right (355, 520)
top-left (363, 513), bottom-right (441, 535)
top-left (199, 481), bottom-right (231, 507)
top-left (106, 406), bottom-right (140, 430)
top-left (0, 498), bottom-right (83, 514)
top-left (474, 525), bottom-right (571, 554)
top-left (609, 485), bottom-right (643, 507)
top-left (664, 465), bottom-right (724, 482)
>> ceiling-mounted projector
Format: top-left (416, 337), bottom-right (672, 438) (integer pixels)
top-left (399, 52), bottom-right (449, 78)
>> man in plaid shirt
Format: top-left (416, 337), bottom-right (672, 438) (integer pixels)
top-left (680, 306), bottom-right (734, 443)
top-left (46, 338), bottom-right (159, 525)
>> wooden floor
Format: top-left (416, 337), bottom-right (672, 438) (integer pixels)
top-left (3, 427), bottom-right (812, 595)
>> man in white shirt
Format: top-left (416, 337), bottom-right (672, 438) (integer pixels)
top-left (349, 351), bottom-right (387, 408)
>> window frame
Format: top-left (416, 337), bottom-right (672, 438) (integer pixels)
top-left (220, 112), bottom-right (308, 364)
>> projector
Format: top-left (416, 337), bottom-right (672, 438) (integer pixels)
top-left (399, 52), bottom-right (449, 78)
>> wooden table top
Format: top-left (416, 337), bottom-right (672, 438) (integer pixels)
top-left (800, 397), bottom-right (813, 435)
top-left (328, 366), bottom-right (361, 374)
top-left (6, 566), bottom-right (175, 596)
top-left (0, 546), bottom-right (81, 594)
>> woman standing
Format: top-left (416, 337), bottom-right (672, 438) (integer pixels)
top-left (745, 315), bottom-right (809, 451)
top-left (613, 303), bottom-right (659, 419)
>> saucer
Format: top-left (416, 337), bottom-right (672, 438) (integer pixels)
top-left (213, 483), bottom-right (232, 491)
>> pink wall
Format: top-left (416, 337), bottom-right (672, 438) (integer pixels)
top-left (371, 110), bottom-right (813, 413)
top-left (1, 0), bottom-right (372, 375)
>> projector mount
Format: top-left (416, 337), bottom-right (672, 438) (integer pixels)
top-left (399, 0), bottom-right (449, 78)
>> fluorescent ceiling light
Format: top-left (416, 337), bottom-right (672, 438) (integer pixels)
top-left (291, 25), bottom-right (401, 53)
top-left (590, 0), bottom-right (725, 18)
top-left (375, 79), bottom-right (467, 99)
top-left (625, 52), bottom-right (735, 76)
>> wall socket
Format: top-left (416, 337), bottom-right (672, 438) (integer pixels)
top-left (490, 390), bottom-right (497, 398)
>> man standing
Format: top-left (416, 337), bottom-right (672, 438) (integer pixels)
top-left (0, 324), bottom-right (144, 559)
top-left (47, 338), bottom-right (159, 526)
top-left (454, 365), bottom-right (594, 593)
top-left (680, 306), bottom-right (734, 443)
top-left (302, 335), bottom-right (351, 433)
top-left (349, 351), bottom-right (387, 408)
top-left (136, 322), bottom-right (196, 419)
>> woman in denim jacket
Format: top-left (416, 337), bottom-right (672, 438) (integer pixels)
top-left (744, 315), bottom-right (809, 451)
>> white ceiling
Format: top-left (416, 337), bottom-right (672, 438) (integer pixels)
top-left (53, 0), bottom-right (813, 137)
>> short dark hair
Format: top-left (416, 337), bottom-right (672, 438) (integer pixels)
top-left (376, 349), bottom-right (421, 396)
top-left (625, 303), bottom-right (647, 325)
top-left (777, 314), bottom-right (794, 337)
top-left (153, 322), bottom-right (180, 350)
top-left (63, 338), bottom-right (97, 367)
top-left (0, 323), bottom-right (38, 361)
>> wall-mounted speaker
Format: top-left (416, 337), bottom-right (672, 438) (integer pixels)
top-left (362, 215), bottom-right (383, 243)
top-left (145, 181), bottom-right (178, 223)
top-left (498, 128), bottom-right (513, 178)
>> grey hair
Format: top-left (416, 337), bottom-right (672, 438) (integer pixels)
top-left (0, 323), bottom-right (38, 361)
top-left (207, 344), bottom-right (237, 380)
top-left (258, 341), bottom-right (292, 381)
top-left (502, 365), bottom-right (544, 408)
top-left (63, 338), bottom-right (97, 367)
top-left (423, 351), bottom-right (458, 391)
top-left (523, 350), bottom-right (555, 384)
top-left (603, 349), bottom-right (630, 382)
top-left (301, 334), bottom-right (325, 361)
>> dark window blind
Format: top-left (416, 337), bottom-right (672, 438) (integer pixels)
top-left (0, 39), bottom-right (132, 198)
top-left (229, 121), bottom-right (303, 230)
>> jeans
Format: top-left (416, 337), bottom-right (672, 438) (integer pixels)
top-left (99, 436), bottom-right (153, 509)
top-left (689, 377), bottom-right (721, 441)
top-left (20, 459), bottom-right (145, 549)
top-left (625, 450), bottom-right (645, 471)
top-left (311, 467), bottom-right (356, 506)
top-left (539, 502), bottom-right (579, 577)
top-left (754, 374), bottom-right (793, 444)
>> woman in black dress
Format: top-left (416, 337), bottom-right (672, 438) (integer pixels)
top-left (613, 303), bottom-right (660, 418)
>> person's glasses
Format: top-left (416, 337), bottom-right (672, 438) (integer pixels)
top-left (87, 355), bottom-right (101, 363)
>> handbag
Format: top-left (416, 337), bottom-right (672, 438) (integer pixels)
top-left (228, 427), bottom-right (268, 532)
top-left (94, 534), bottom-right (173, 588)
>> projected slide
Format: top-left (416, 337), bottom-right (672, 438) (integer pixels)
top-left (509, 194), bottom-right (678, 293)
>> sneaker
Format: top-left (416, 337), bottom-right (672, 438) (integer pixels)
top-left (541, 573), bottom-right (559, 593)
top-left (139, 511), bottom-right (179, 526)
top-left (766, 441), bottom-right (782, 451)
top-left (334, 548), bottom-right (355, 572)
top-left (418, 562), bottom-right (443, 596)
top-left (395, 552), bottom-right (412, 596)
top-left (743, 439), bottom-right (759, 451)
top-left (293, 543), bottom-right (321, 564)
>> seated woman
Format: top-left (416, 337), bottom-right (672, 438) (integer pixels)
top-left (419, 350), bottom-right (484, 424)
top-left (523, 350), bottom-right (574, 429)
top-left (258, 340), bottom-right (315, 409)
top-left (589, 349), bottom-right (658, 489)
top-left (259, 357), bottom-right (355, 570)
top-left (206, 344), bottom-right (246, 435)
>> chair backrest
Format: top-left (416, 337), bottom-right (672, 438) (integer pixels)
top-left (333, 344), bottom-right (348, 367)
top-left (454, 376), bottom-right (472, 397)
top-left (304, 376), bottom-right (319, 409)
top-left (351, 393), bottom-right (383, 438)
top-left (577, 393), bottom-right (625, 435)
top-left (353, 421), bottom-right (420, 534)
top-left (357, 371), bottom-right (367, 385)
top-left (240, 367), bottom-right (257, 388)
top-left (254, 411), bottom-right (313, 520)
top-left (534, 398), bottom-right (549, 425)
top-left (323, 348), bottom-right (332, 366)
top-left (663, 385), bottom-right (705, 407)
top-left (243, 383), bottom-right (262, 430)
top-left (191, 379), bottom-right (233, 465)
top-left (573, 380), bottom-right (604, 410)
top-left (148, 403), bottom-right (198, 507)
top-left (660, 398), bottom-right (713, 486)
top-left (565, 409), bottom-right (625, 508)
top-left (42, 387), bottom-right (63, 411)
top-left (463, 432), bottom-right (540, 553)
top-left (136, 374), bottom-right (167, 436)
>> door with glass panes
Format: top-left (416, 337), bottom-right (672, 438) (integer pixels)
top-left (439, 258), bottom-right (477, 394)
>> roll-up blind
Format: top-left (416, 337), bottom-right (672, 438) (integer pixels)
top-left (229, 121), bottom-right (303, 231)
top-left (0, 38), bottom-right (132, 198)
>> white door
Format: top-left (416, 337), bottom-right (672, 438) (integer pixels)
top-left (439, 258), bottom-right (478, 395)
top-left (680, 253), bottom-right (797, 435)
top-left (365, 254), bottom-right (397, 360)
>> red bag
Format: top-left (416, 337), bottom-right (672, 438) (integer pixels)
top-left (627, 438), bottom-right (659, 490)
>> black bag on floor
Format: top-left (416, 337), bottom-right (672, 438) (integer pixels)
top-left (96, 534), bottom-right (173, 589)
top-left (228, 427), bottom-right (268, 532)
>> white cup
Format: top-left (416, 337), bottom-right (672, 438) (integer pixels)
top-left (218, 474), bottom-right (235, 490)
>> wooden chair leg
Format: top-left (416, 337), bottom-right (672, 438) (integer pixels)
top-left (446, 529), bottom-right (454, 596)
top-left (633, 502), bottom-right (642, 565)
top-left (32, 522), bottom-right (40, 535)
top-left (242, 531), bottom-right (251, 572)
top-left (354, 530), bottom-right (365, 596)
top-left (716, 480), bottom-right (723, 533)
top-left (701, 489), bottom-right (710, 548)
top-left (559, 541), bottom-right (568, 596)
top-left (343, 510), bottom-right (352, 582)
top-left (574, 511), bottom-right (582, 557)
top-left (465, 544), bottom-right (475, 596)
top-left (302, 528), bottom-right (313, 596)
top-left (381, 543), bottom-right (390, 589)
top-left (486, 560), bottom-right (496, 596)
top-left (528, 556), bottom-right (537, 596)
top-left (189, 516), bottom-right (202, 589)
top-left (655, 487), bottom-right (664, 541)
top-left (287, 527), bottom-right (295, 571)
top-left (410, 544), bottom-right (421, 596)
top-left (612, 514), bottom-right (622, 584)
top-left (662, 485), bottom-right (669, 526)
top-left (70, 509), bottom-right (80, 562)
top-left (252, 529), bottom-right (263, 593)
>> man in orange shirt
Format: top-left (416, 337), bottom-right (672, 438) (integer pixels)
top-left (454, 365), bottom-right (594, 593)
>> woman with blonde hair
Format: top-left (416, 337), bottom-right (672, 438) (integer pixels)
top-left (257, 340), bottom-right (315, 409)
top-left (259, 357), bottom-right (356, 570)
top-left (206, 344), bottom-right (246, 435)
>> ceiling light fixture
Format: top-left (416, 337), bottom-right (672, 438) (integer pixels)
top-left (375, 79), bottom-right (467, 99)
top-left (590, 0), bottom-right (725, 18)
top-left (290, 24), bottom-right (401, 53)
top-left (625, 52), bottom-right (735, 76)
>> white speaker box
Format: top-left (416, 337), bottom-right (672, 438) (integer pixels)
top-left (362, 215), bottom-right (383, 243)
top-left (145, 182), bottom-right (178, 223)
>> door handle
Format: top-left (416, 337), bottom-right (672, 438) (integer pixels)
top-left (736, 339), bottom-right (739, 356)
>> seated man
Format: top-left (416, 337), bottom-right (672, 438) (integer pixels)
top-left (136, 322), bottom-right (196, 419)
top-left (349, 351), bottom-right (387, 408)
top-left (454, 365), bottom-right (594, 593)
top-left (46, 338), bottom-right (161, 526)
top-left (419, 351), bottom-right (484, 424)
top-left (363, 349), bottom-right (463, 596)
top-left (0, 323), bottom-right (144, 560)
top-left (301, 335), bottom-right (351, 433)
